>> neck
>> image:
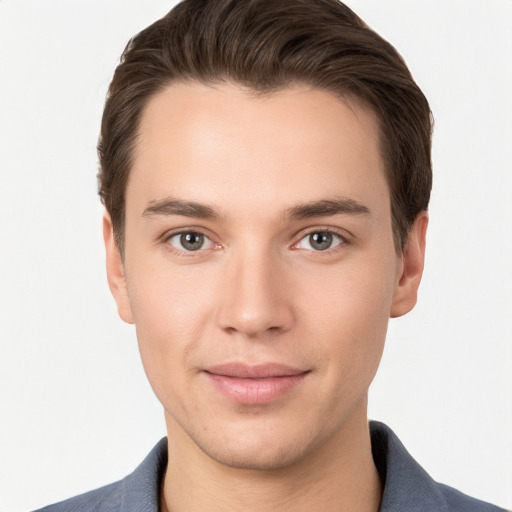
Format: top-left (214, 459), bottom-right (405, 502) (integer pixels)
top-left (160, 407), bottom-right (382, 512)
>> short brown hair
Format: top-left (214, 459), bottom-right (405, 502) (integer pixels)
top-left (98, 0), bottom-right (432, 252)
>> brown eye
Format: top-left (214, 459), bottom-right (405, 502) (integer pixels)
top-left (168, 231), bottom-right (212, 251)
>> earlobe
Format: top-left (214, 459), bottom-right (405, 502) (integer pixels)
top-left (103, 212), bottom-right (134, 324)
top-left (390, 212), bottom-right (428, 318)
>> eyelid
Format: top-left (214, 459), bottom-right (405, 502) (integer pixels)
top-left (161, 227), bottom-right (222, 254)
top-left (290, 226), bottom-right (350, 251)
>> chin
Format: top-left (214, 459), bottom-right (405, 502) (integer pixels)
top-left (201, 438), bottom-right (310, 471)
top-left (189, 419), bottom-right (324, 471)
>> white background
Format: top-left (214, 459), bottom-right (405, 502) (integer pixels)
top-left (0, 1), bottom-right (511, 510)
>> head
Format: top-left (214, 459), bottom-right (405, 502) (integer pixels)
top-left (98, 0), bottom-right (432, 255)
top-left (100, 0), bottom-right (431, 472)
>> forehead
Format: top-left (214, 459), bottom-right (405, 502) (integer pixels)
top-left (128, 82), bottom-right (389, 219)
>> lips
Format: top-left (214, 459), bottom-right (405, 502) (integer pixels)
top-left (204, 363), bottom-right (309, 405)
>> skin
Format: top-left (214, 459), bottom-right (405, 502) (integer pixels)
top-left (104, 82), bottom-right (427, 512)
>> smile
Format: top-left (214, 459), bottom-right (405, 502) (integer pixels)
top-left (204, 363), bottom-right (310, 405)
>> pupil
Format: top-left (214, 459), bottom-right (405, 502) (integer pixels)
top-left (310, 232), bottom-right (332, 251)
top-left (181, 232), bottom-right (204, 250)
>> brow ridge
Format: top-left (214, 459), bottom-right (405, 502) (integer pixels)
top-left (143, 198), bottom-right (218, 219)
top-left (286, 198), bottom-right (370, 219)
top-left (142, 196), bottom-right (370, 221)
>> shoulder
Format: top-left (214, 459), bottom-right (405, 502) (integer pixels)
top-left (370, 421), bottom-right (507, 512)
top-left (31, 438), bottom-right (168, 512)
top-left (32, 481), bottom-right (122, 512)
top-left (437, 483), bottom-right (508, 512)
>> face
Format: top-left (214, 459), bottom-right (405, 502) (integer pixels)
top-left (105, 82), bottom-right (426, 470)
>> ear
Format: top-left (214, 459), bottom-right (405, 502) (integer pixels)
top-left (103, 212), bottom-right (134, 324)
top-left (390, 211), bottom-right (428, 318)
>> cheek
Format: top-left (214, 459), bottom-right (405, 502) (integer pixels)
top-left (125, 259), bottom-right (217, 398)
top-left (302, 253), bottom-right (396, 328)
top-left (127, 253), bottom-right (217, 330)
top-left (299, 256), bottom-right (396, 378)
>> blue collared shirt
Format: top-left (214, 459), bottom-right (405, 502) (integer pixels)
top-left (34, 422), bottom-right (506, 511)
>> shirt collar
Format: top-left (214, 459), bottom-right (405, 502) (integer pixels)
top-left (119, 422), bottom-right (447, 512)
top-left (370, 421), bottom-right (447, 512)
top-left (120, 437), bottom-right (167, 512)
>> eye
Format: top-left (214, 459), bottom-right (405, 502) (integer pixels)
top-left (167, 231), bottom-right (215, 252)
top-left (295, 231), bottom-right (345, 251)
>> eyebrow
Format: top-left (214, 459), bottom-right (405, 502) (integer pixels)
top-left (286, 198), bottom-right (370, 219)
top-left (142, 196), bottom-right (370, 221)
top-left (143, 198), bottom-right (219, 219)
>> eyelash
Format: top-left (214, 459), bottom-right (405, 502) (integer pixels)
top-left (291, 227), bottom-right (348, 254)
top-left (163, 228), bottom-right (220, 257)
top-left (161, 226), bottom-right (349, 257)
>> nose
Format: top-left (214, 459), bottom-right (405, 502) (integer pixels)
top-left (216, 246), bottom-right (295, 338)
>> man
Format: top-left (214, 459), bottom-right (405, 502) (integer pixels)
top-left (34, 0), bottom-right (506, 510)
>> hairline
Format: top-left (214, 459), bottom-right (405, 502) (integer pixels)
top-left (113, 78), bottom-right (405, 257)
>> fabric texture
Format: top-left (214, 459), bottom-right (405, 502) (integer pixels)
top-left (33, 421), bottom-right (506, 511)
